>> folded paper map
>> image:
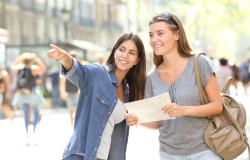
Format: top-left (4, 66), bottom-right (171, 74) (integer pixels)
top-left (125, 92), bottom-right (174, 123)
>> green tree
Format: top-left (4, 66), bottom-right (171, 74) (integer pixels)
top-left (162, 0), bottom-right (250, 61)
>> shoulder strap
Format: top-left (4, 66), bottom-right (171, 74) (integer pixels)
top-left (193, 53), bottom-right (208, 104)
top-left (247, 138), bottom-right (250, 160)
top-left (221, 77), bottom-right (233, 94)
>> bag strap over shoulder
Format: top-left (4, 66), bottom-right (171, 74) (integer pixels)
top-left (221, 77), bottom-right (233, 94)
top-left (193, 53), bottom-right (208, 105)
top-left (194, 53), bottom-right (234, 96)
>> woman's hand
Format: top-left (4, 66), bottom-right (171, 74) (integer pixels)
top-left (125, 113), bottom-right (139, 126)
top-left (161, 103), bottom-right (185, 117)
top-left (48, 44), bottom-right (68, 62)
top-left (48, 44), bottom-right (73, 70)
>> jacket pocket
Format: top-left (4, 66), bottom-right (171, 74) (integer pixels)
top-left (95, 90), bottom-right (114, 116)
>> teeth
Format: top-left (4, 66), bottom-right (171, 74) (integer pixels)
top-left (154, 45), bottom-right (161, 48)
top-left (120, 60), bottom-right (128, 64)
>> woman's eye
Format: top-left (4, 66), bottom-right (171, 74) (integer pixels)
top-left (119, 48), bottom-right (125, 52)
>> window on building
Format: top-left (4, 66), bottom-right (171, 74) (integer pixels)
top-left (35, 0), bottom-right (46, 13)
top-left (36, 18), bottom-right (45, 43)
top-left (75, 0), bottom-right (95, 27)
top-left (48, 22), bottom-right (57, 42)
top-left (6, 11), bottom-right (19, 44)
top-left (20, 0), bottom-right (33, 10)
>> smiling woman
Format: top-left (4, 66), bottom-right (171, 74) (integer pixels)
top-left (47, 32), bottom-right (146, 160)
top-left (146, 12), bottom-right (222, 160)
top-left (125, 12), bottom-right (223, 160)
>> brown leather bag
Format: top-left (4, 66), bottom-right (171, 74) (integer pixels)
top-left (193, 53), bottom-right (250, 160)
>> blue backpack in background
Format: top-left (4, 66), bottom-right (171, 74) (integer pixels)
top-left (17, 67), bottom-right (35, 91)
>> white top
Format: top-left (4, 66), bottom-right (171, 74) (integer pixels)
top-left (96, 99), bottom-right (127, 160)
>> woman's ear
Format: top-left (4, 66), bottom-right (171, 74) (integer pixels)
top-left (175, 30), bottom-right (180, 40)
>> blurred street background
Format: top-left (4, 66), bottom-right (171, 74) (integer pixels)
top-left (1, 0), bottom-right (250, 160)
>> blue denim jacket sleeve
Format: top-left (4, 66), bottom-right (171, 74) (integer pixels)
top-left (61, 58), bottom-right (87, 89)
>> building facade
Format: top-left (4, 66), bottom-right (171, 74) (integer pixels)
top-left (0, 0), bottom-right (130, 64)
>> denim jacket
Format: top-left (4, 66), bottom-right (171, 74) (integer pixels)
top-left (61, 59), bottom-right (129, 160)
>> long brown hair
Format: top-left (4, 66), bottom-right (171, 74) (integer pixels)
top-left (149, 12), bottom-right (193, 66)
top-left (106, 33), bottom-right (146, 101)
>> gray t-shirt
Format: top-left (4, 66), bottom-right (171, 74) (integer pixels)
top-left (145, 55), bottom-right (214, 155)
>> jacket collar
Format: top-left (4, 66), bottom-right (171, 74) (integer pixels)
top-left (105, 63), bottom-right (129, 102)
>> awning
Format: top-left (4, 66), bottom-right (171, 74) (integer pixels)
top-left (69, 40), bottom-right (106, 53)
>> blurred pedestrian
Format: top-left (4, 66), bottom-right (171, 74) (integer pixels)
top-left (47, 66), bottom-right (64, 107)
top-left (239, 59), bottom-right (250, 95)
top-left (215, 58), bottom-right (232, 91)
top-left (230, 64), bottom-right (240, 94)
top-left (11, 52), bottom-right (46, 145)
top-left (0, 65), bottom-right (14, 120)
top-left (48, 32), bottom-right (146, 160)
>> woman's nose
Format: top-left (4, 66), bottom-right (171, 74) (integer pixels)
top-left (121, 51), bottom-right (129, 58)
top-left (150, 35), bottom-right (158, 44)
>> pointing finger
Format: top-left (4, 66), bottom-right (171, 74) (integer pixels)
top-left (50, 44), bottom-right (61, 52)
